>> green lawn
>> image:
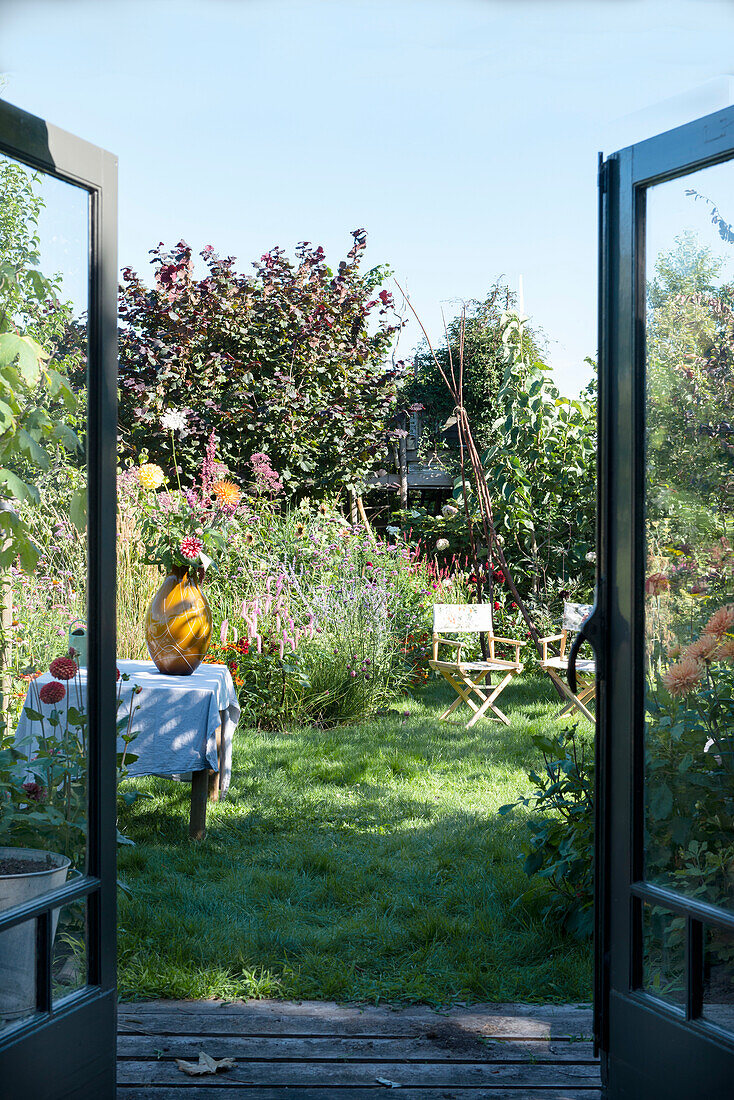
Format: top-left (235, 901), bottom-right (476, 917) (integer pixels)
top-left (117, 674), bottom-right (593, 1005)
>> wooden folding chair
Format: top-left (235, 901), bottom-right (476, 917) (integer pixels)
top-left (429, 603), bottom-right (525, 728)
top-left (539, 602), bottom-right (596, 722)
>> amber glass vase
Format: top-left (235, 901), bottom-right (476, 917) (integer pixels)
top-left (145, 567), bottom-right (212, 675)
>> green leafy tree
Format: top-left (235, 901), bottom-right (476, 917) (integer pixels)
top-left (480, 312), bottom-right (596, 604)
top-left (118, 231), bottom-right (403, 499)
top-left (0, 155), bottom-right (82, 571)
top-left (646, 231), bottom-right (734, 531)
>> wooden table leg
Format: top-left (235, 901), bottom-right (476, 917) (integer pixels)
top-left (189, 769), bottom-right (208, 840)
top-left (218, 709), bottom-right (227, 791)
top-left (207, 713), bottom-right (226, 802)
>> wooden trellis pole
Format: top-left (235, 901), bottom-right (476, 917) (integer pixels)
top-left (394, 283), bottom-right (544, 659)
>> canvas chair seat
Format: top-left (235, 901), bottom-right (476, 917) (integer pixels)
top-left (432, 658), bottom-right (522, 672)
top-left (430, 603), bottom-right (525, 728)
top-left (541, 656), bottom-right (595, 674)
top-left (538, 602), bottom-right (596, 723)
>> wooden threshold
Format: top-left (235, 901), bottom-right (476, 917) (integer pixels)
top-left (118, 999), bottom-right (601, 1098)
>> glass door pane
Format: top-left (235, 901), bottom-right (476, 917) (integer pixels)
top-left (644, 158), bottom-right (734, 1017)
top-left (0, 152), bottom-right (89, 1029)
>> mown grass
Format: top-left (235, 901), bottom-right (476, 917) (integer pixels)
top-left (117, 674), bottom-right (593, 1005)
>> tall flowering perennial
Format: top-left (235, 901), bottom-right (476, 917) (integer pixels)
top-left (202, 517), bottom-right (429, 729)
top-left (200, 429), bottom-right (228, 499)
top-left (249, 452), bottom-right (283, 499)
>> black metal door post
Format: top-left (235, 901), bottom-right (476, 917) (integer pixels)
top-left (0, 100), bottom-right (118, 1098)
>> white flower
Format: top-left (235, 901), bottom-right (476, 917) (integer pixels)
top-left (386, 525), bottom-right (400, 536)
top-left (436, 538), bottom-right (450, 551)
top-left (161, 409), bottom-right (189, 436)
top-left (585, 551), bottom-right (597, 563)
top-left (442, 504), bottom-right (459, 519)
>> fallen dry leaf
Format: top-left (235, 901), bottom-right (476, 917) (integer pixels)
top-left (175, 1052), bottom-right (236, 1076)
top-left (376, 1077), bottom-right (402, 1088)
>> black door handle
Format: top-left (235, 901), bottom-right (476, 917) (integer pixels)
top-left (568, 602), bottom-right (602, 695)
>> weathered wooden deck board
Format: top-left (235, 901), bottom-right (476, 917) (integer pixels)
top-left (118, 1092), bottom-right (603, 1100)
top-left (118, 1034), bottom-right (597, 1062)
top-left (118, 1000), bottom-right (593, 1040)
top-left (118, 1061), bottom-right (601, 1086)
top-left (117, 1000), bottom-right (601, 1098)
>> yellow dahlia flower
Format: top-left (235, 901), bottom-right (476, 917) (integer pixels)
top-left (137, 463), bottom-right (165, 491)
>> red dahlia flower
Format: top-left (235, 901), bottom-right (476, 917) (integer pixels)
top-left (49, 656), bottom-right (77, 680)
top-left (22, 781), bottom-right (47, 802)
top-left (39, 680), bottom-right (66, 704)
top-left (180, 535), bottom-right (204, 560)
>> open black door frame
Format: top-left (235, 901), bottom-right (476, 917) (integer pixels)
top-left (592, 105), bottom-right (734, 1098)
top-left (0, 100), bottom-right (118, 1097)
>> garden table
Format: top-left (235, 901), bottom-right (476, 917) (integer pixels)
top-left (14, 659), bottom-right (240, 840)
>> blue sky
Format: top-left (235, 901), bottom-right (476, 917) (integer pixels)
top-left (2, 0), bottom-right (734, 393)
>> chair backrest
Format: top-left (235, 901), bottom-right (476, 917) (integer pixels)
top-left (433, 603), bottom-right (494, 634)
top-left (562, 602), bottom-right (593, 633)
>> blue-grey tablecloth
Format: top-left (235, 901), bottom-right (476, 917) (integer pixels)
top-left (14, 659), bottom-right (240, 794)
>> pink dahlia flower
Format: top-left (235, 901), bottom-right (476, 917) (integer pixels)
top-left (39, 680), bottom-right (66, 704)
top-left (180, 535), bottom-right (204, 561)
top-left (684, 634), bottom-right (719, 662)
top-left (704, 604), bottom-right (734, 638)
top-left (49, 656), bottom-right (78, 680)
top-left (662, 656), bottom-right (704, 697)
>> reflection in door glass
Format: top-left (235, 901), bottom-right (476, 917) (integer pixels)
top-left (641, 903), bottom-right (686, 1010)
top-left (644, 160), bottom-right (734, 913)
top-left (703, 924), bottom-right (734, 1031)
top-left (0, 153), bottom-right (89, 1027)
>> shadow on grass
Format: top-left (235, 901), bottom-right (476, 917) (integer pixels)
top-left (117, 676), bottom-right (592, 1006)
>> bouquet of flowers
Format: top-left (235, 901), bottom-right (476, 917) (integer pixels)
top-left (135, 425), bottom-right (242, 574)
